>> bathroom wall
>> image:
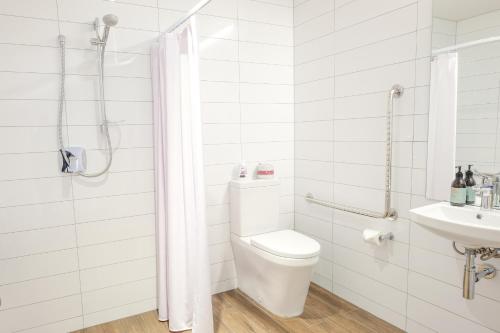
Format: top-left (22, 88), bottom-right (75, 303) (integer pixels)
top-left (455, 10), bottom-right (500, 173)
top-left (0, 1), bottom-right (157, 331)
top-left (0, 0), bottom-right (293, 331)
top-left (293, 0), bottom-right (500, 332)
top-left (431, 17), bottom-right (456, 49)
top-left (199, 0), bottom-right (294, 298)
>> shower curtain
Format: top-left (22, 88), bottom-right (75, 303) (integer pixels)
top-left (427, 53), bottom-right (458, 201)
top-left (151, 17), bottom-right (214, 333)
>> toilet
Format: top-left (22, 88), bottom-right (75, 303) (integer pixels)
top-left (230, 179), bottom-right (320, 317)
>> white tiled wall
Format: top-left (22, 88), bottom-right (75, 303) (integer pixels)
top-left (0, 0), bottom-right (293, 331)
top-left (431, 17), bottom-right (456, 49)
top-left (198, 0), bottom-right (294, 295)
top-left (4, 0), bottom-right (500, 332)
top-left (293, 0), bottom-right (500, 332)
top-left (0, 1), bottom-right (155, 331)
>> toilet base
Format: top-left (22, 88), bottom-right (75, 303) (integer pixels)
top-left (231, 234), bottom-right (318, 317)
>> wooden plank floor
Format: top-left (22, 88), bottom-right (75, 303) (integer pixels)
top-left (73, 284), bottom-right (404, 333)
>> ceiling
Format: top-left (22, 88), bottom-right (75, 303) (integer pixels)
top-left (433, 0), bottom-right (500, 21)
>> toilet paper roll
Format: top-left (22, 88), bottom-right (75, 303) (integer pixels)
top-left (363, 229), bottom-right (382, 246)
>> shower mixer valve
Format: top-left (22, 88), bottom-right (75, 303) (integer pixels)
top-left (60, 147), bottom-right (87, 173)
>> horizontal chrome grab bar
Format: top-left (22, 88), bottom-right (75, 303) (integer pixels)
top-left (305, 193), bottom-right (398, 220)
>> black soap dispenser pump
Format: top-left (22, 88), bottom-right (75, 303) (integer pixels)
top-left (451, 166), bottom-right (466, 206)
top-left (465, 165), bottom-right (476, 205)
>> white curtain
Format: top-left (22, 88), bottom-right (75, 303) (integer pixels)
top-left (427, 53), bottom-right (458, 201)
top-left (151, 17), bottom-right (214, 333)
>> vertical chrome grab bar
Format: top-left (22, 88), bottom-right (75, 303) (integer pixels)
top-left (305, 84), bottom-right (404, 221)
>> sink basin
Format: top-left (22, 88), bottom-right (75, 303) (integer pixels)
top-left (410, 202), bottom-right (500, 248)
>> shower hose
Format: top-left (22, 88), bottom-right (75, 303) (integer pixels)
top-left (58, 34), bottom-right (113, 177)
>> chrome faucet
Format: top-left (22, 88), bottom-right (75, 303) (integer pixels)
top-left (475, 171), bottom-right (500, 210)
top-left (480, 186), bottom-right (494, 210)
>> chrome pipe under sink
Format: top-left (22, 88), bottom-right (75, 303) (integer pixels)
top-left (460, 246), bottom-right (497, 299)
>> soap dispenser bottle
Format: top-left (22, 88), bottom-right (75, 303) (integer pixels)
top-left (465, 165), bottom-right (476, 205)
top-left (450, 166), bottom-right (466, 206)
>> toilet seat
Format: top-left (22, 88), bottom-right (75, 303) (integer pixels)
top-left (249, 230), bottom-right (320, 259)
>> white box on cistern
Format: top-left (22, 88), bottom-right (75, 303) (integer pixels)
top-left (230, 179), bottom-right (280, 237)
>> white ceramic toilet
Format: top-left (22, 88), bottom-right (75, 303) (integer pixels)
top-left (230, 179), bottom-right (320, 317)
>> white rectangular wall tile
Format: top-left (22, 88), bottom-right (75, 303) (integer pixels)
top-left (0, 15), bottom-right (59, 46)
top-left (334, 60), bottom-right (415, 97)
top-left (0, 249), bottom-right (78, 286)
top-left (335, 32), bottom-right (417, 75)
top-left (0, 226), bottom-right (77, 260)
top-left (239, 63), bottom-right (293, 84)
top-left (80, 257), bottom-right (156, 292)
top-left (78, 236), bottom-right (155, 269)
top-left (0, 0), bottom-right (58, 19)
top-left (0, 295), bottom-right (83, 333)
top-left (0, 201), bottom-right (74, 233)
top-left (332, 282), bottom-right (406, 329)
top-left (334, 0), bottom-right (414, 31)
top-left (0, 272), bottom-right (80, 310)
top-left (239, 41), bottom-right (293, 65)
top-left (71, 171), bottom-right (154, 199)
top-left (82, 278), bottom-right (156, 314)
top-left (200, 38), bottom-right (238, 61)
top-left (238, 20), bottom-right (293, 46)
top-left (241, 103), bottom-right (293, 122)
top-left (294, 11), bottom-right (334, 45)
top-left (335, 4), bottom-right (417, 53)
top-left (240, 83), bottom-right (293, 103)
top-left (17, 317), bottom-right (84, 333)
top-left (83, 298), bottom-right (156, 328)
top-left (200, 59), bottom-right (239, 83)
top-left (407, 296), bottom-right (496, 333)
top-left (294, 0), bottom-right (334, 26)
top-left (76, 214), bottom-right (155, 246)
top-left (238, 0), bottom-right (293, 26)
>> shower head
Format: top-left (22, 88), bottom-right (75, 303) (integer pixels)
top-left (90, 14), bottom-right (118, 47)
top-left (102, 14), bottom-right (119, 27)
top-left (99, 14), bottom-right (118, 45)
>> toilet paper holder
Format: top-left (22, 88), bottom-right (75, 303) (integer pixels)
top-left (362, 229), bottom-right (394, 246)
top-left (379, 232), bottom-right (394, 241)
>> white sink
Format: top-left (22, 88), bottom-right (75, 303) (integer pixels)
top-left (410, 202), bottom-right (500, 248)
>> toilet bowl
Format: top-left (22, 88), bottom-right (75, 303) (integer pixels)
top-left (232, 229), bottom-right (320, 317)
top-left (229, 179), bottom-right (321, 317)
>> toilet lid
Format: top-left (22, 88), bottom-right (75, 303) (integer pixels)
top-left (250, 230), bottom-right (321, 259)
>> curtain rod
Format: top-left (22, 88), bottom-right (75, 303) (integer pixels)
top-left (432, 35), bottom-right (500, 55)
top-left (160, 0), bottom-right (213, 36)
